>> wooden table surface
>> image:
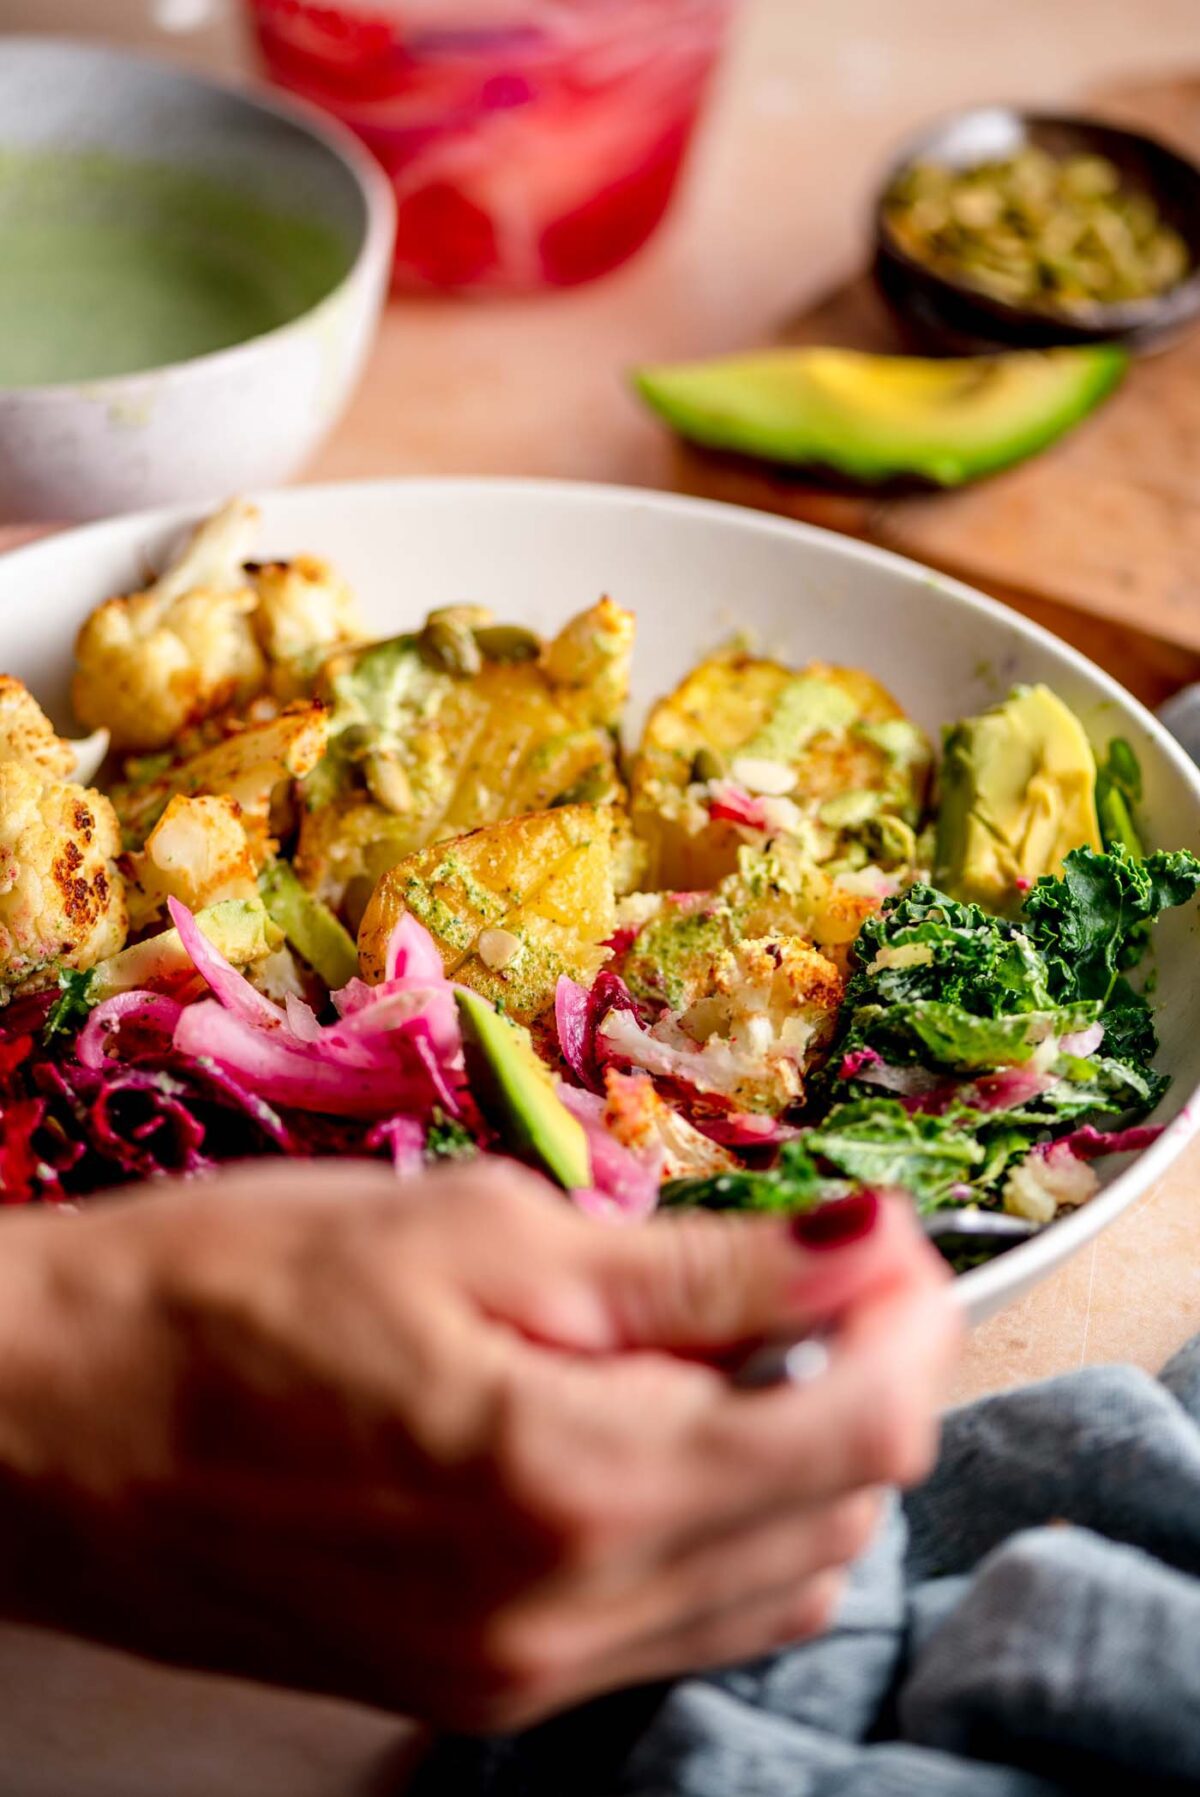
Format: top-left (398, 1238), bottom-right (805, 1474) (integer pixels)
top-left (1, 3), bottom-right (1199, 1788)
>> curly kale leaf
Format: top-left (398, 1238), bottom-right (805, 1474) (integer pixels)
top-left (1022, 846), bottom-right (1200, 1006)
top-left (846, 885), bottom-right (1054, 1019)
top-left (42, 968), bottom-right (99, 1043)
top-left (802, 1100), bottom-right (984, 1208)
top-left (846, 998), bottom-right (1101, 1073)
top-left (660, 1139), bottom-right (831, 1214)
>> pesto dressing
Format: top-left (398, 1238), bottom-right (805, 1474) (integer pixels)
top-left (0, 149), bottom-right (350, 388)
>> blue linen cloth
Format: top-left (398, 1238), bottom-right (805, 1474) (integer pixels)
top-left (411, 1333), bottom-right (1200, 1794)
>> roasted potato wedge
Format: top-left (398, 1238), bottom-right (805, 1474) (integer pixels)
top-left (630, 649), bottom-right (931, 890)
top-left (358, 803), bottom-right (619, 1024)
top-left (296, 597), bottom-right (632, 917)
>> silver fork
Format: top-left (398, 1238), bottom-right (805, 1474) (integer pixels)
top-left (731, 1211), bottom-right (1043, 1390)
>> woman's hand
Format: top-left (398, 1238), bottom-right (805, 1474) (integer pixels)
top-left (0, 1162), bottom-right (958, 1731)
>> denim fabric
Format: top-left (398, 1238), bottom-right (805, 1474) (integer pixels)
top-left (412, 1335), bottom-right (1200, 1794)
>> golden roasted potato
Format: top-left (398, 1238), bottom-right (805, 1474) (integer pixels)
top-left (358, 803), bottom-right (619, 1024)
top-left (296, 598), bottom-right (632, 917)
top-left (630, 649), bottom-right (931, 891)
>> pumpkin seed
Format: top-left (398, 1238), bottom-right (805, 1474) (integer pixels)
top-left (418, 615), bottom-right (483, 677)
top-left (690, 746), bottom-right (727, 784)
top-left (883, 146), bottom-right (1189, 313)
top-left (473, 625), bottom-right (542, 664)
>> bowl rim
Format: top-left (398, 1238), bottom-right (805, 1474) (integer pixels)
top-left (873, 102), bottom-right (1200, 340)
top-left (0, 34), bottom-right (396, 403)
top-left (2, 472), bottom-right (1197, 1318)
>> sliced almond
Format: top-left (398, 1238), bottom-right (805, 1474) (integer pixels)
top-left (477, 927), bottom-right (522, 972)
top-left (730, 755), bottom-right (797, 797)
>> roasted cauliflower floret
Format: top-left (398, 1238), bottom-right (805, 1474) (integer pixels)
top-left (0, 763), bottom-right (127, 994)
top-left (602, 934), bottom-right (843, 1115)
top-left (630, 649), bottom-right (932, 890)
top-left (0, 675), bottom-right (76, 778)
top-left (73, 501), bottom-right (267, 752)
top-left (540, 596), bottom-right (635, 730)
top-left (618, 843), bottom-right (889, 1013)
top-left (602, 1069), bottom-right (737, 1180)
top-left (249, 556), bottom-right (365, 698)
top-left (126, 795), bottom-right (258, 932)
top-left (114, 701), bottom-right (329, 856)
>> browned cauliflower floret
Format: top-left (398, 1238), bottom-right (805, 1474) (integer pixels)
top-left (0, 763), bottom-right (127, 993)
top-left (601, 934), bottom-right (843, 1115)
top-left (249, 557), bottom-right (365, 698)
top-left (73, 501), bottom-right (267, 752)
top-left (114, 701), bottom-right (330, 857)
top-left (126, 794), bottom-right (259, 932)
top-left (0, 675), bottom-right (76, 778)
top-left (602, 1069), bottom-right (737, 1180)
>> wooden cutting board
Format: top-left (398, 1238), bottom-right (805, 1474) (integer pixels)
top-left (673, 75), bottom-right (1200, 708)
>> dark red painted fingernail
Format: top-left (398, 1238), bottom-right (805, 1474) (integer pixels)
top-left (791, 1190), bottom-right (880, 1250)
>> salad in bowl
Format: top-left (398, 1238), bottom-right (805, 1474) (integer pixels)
top-left (0, 498), bottom-right (1195, 1268)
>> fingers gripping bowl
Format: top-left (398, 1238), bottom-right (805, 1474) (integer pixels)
top-left (1, 480), bottom-right (1197, 1325)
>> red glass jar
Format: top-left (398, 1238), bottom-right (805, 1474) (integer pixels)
top-left (246, 0), bottom-right (736, 293)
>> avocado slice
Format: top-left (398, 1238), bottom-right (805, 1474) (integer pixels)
top-left (935, 685), bottom-right (1103, 912)
top-left (44, 898), bottom-right (284, 1038)
top-left (92, 898), bottom-right (282, 1001)
top-left (259, 860), bottom-right (357, 990)
top-left (635, 345), bottom-right (1126, 487)
top-left (455, 987), bottom-right (591, 1191)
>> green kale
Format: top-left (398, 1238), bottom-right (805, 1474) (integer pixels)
top-left (424, 1111), bottom-right (477, 1163)
top-left (1022, 846), bottom-right (1200, 1006)
top-left (671, 847), bottom-right (1198, 1223)
top-left (846, 998), bottom-right (1100, 1073)
top-left (845, 885), bottom-right (1054, 1020)
top-left (802, 1099), bottom-right (984, 1209)
top-left (661, 1139), bottom-right (830, 1213)
top-left (1095, 739), bottom-right (1144, 858)
top-left (43, 968), bottom-right (99, 1043)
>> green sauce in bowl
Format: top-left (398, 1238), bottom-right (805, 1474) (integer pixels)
top-left (0, 149), bottom-right (352, 388)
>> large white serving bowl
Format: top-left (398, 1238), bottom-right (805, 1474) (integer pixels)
top-left (3, 478), bottom-right (1198, 1325)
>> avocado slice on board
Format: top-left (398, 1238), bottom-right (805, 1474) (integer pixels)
top-left (635, 345), bottom-right (1126, 487)
top-left (455, 987), bottom-right (591, 1191)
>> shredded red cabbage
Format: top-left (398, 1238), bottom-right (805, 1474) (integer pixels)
top-left (1040, 1122), bottom-right (1164, 1161)
top-left (692, 1112), bottom-right (802, 1148)
top-left (706, 782), bottom-right (771, 831)
top-left (555, 971), bottom-right (642, 1095)
top-left (904, 1065), bottom-right (1058, 1117)
top-left (0, 908), bottom-right (476, 1203)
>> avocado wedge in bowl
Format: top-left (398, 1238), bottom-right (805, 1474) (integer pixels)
top-left (635, 344), bottom-right (1126, 486)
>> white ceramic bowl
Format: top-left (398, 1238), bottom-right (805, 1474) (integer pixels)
top-left (4, 478), bottom-right (1198, 1324)
top-left (0, 39), bottom-right (394, 523)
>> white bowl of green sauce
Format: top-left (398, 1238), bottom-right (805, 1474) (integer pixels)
top-left (0, 38), bottom-right (395, 522)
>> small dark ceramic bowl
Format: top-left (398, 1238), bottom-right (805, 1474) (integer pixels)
top-left (873, 106), bottom-right (1200, 353)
